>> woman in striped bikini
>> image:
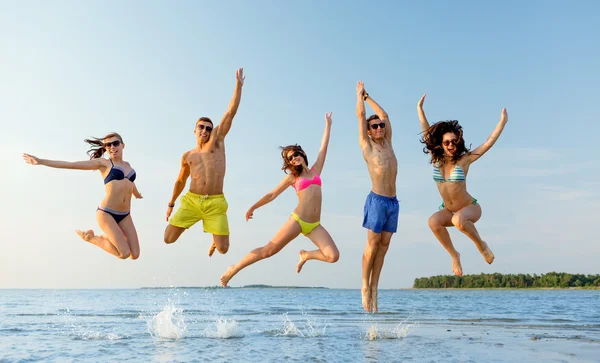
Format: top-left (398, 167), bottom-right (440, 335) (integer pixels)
top-left (220, 112), bottom-right (340, 287)
top-left (417, 94), bottom-right (508, 276)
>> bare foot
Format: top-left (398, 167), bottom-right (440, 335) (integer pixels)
top-left (296, 250), bottom-right (308, 273)
top-left (479, 241), bottom-right (495, 264)
top-left (75, 229), bottom-right (94, 242)
top-left (452, 252), bottom-right (463, 276)
top-left (361, 287), bottom-right (372, 313)
top-left (370, 287), bottom-right (379, 313)
top-left (220, 265), bottom-right (236, 287)
top-left (208, 243), bottom-right (216, 257)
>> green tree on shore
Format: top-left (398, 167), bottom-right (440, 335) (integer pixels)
top-left (413, 272), bottom-right (600, 288)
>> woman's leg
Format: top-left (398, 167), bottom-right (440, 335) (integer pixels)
top-left (296, 225), bottom-right (340, 273)
top-left (116, 215), bottom-right (140, 260)
top-left (75, 210), bottom-right (132, 259)
top-left (220, 217), bottom-right (302, 286)
top-left (428, 209), bottom-right (463, 275)
top-left (451, 203), bottom-right (494, 264)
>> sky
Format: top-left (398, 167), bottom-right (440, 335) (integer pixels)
top-left (1, 0), bottom-right (599, 289)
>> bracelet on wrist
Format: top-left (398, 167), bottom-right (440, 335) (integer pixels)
top-left (168, 203), bottom-right (175, 208)
top-left (363, 92), bottom-right (369, 101)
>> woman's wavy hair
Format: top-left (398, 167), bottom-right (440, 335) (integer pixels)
top-left (84, 132), bottom-right (124, 159)
top-left (280, 144), bottom-right (308, 177)
top-left (420, 121), bottom-right (470, 165)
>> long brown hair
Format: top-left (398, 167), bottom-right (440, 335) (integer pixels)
top-left (420, 121), bottom-right (470, 165)
top-left (280, 144), bottom-right (308, 177)
top-left (84, 132), bottom-right (123, 159)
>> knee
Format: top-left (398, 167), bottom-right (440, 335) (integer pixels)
top-left (217, 242), bottom-right (229, 254)
top-left (130, 250), bottom-right (140, 260)
top-left (368, 235), bottom-right (382, 248)
top-left (164, 234), bottom-right (176, 244)
top-left (328, 250), bottom-right (340, 263)
top-left (117, 251), bottom-right (131, 260)
top-left (428, 216), bottom-right (443, 231)
top-left (451, 215), bottom-right (464, 231)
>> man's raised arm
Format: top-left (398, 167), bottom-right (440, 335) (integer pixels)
top-left (356, 81), bottom-right (369, 147)
top-left (364, 88), bottom-right (392, 142)
top-left (216, 68), bottom-right (245, 141)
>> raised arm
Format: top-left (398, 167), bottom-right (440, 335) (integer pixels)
top-left (417, 93), bottom-right (431, 134)
top-left (465, 108), bottom-right (508, 164)
top-left (311, 112), bottom-right (332, 175)
top-left (216, 68), bottom-right (245, 141)
top-left (356, 81), bottom-right (369, 147)
top-left (22, 153), bottom-right (107, 171)
top-left (364, 89), bottom-right (392, 142)
top-left (166, 153), bottom-right (191, 221)
top-left (245, 174), bottom-right (294, 221)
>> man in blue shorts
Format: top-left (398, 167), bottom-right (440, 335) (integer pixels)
top-left (355, 81), bottom-right (399, 313)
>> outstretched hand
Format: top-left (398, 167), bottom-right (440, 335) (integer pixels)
top-left (236, 68), bottom-right (245, 86)
top-left (418, 93), bottom-right (426, 109)
top-left (325, 112), bottom-right (333, 126)
top-left (356, 81), bottom-right (365, 97)
top-left (245, 208), bottom-right (254, 221)
top-left (500, 108), bottom-right (508, 125)
top-left (23, 153), bottom-right (40, 165)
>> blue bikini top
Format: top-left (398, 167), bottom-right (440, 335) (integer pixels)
top-left (104, 159), bottom-right (136, 184)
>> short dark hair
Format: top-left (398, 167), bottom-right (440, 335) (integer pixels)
top-left (366, 114), bottom-right (380, 123)
top-left (197, 117), bottom-right (213, 126)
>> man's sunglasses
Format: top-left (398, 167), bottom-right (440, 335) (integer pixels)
top-left (287, 151), bottom-right (304, 161)
top-left (370, 123), bottom-right (386, 130)
top-left (198, 124), bottom-right (213, 132)
top-left (443, 139), bottom-right (459, 147)
top-left (104, 140), bottom-right (121, 148)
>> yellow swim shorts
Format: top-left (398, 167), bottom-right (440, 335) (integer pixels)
top-left (169, 192), bottom-right (229, 235)
top-left (291, 212), bottom-right (320, 235)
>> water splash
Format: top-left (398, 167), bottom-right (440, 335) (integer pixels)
top-left (147, 300), bottom-right (187, 339)
top-left (203, 318), bottom-right (244, 339)
top-left (273, 313), bottom-right (328, 337)
top-left (363, 315), bottom-right (418, 340)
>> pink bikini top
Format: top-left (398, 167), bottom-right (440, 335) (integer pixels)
top-left (293, 169), bottom-right (322, 192)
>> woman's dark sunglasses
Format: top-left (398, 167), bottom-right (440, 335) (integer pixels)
top-left (287, 151), bottom-right (304, 161)
top-left (442, 139), bottom-right (459, 146)
top-left (370, 123), bottom-right (386, 130)
top-left (198, 124), bottom-right (213, 132)
top-left (104, 140), bottom-right (121, 148)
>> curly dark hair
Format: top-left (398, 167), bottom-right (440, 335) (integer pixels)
top-left (84, 132), bottom-right (124, 159)
top-left (280, 144), bottom-right (308, 177)
top-left (420, 121), bottom-right (470, 165)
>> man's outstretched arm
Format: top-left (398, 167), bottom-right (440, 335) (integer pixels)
top-left (216, 68), bottom-right (245, 141)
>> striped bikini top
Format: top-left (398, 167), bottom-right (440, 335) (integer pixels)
top-left (433, 164), bottom-right (465, 183)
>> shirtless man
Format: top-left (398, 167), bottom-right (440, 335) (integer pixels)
top-left (164, 68), bottom-right (245, 256)
top-left (356, 81), bottom-right (399, 313)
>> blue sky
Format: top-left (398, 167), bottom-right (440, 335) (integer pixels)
top-left (1, 1), bottom-right (599, 289)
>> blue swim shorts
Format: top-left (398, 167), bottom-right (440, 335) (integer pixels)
top-left (362, 191), bottom-right (399, 233)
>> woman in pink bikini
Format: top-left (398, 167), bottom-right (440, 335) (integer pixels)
top-left (220, 112), bottom-right (340, 286)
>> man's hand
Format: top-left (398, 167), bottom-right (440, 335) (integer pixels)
top-left (166, 206), bottom-right (173, 221)
top-left (356, 81), bottom-right (365, 97)
top-left (245, 208), bottom-right (255, 221)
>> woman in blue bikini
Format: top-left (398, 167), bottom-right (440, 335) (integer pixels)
top-left (417, 94), bottom-right (508, 276)
top-left (23, 132), bottom-right (142, 259)
top-left (220, 112), bottom-right (340, 287)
